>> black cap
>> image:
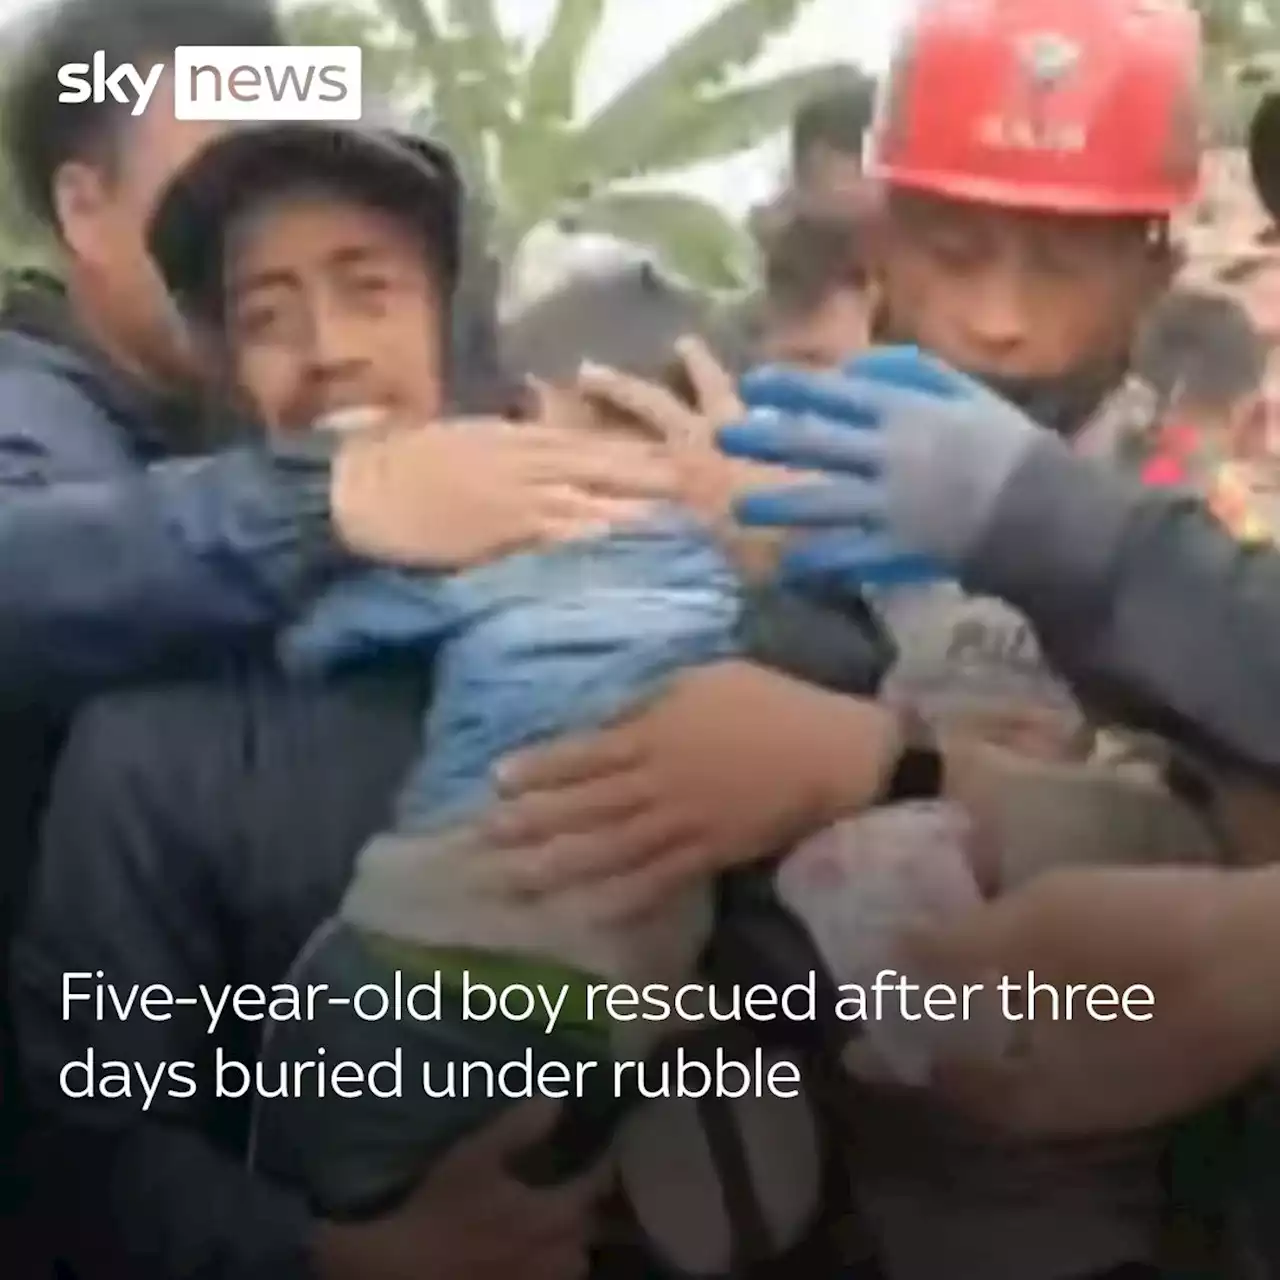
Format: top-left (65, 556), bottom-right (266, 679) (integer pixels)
top-left (1249, 93), bottom-right (1280, 225)
top-left (148, 122), bottom-right (464, 324)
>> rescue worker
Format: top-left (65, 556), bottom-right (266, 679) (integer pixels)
top-left (697, 1), bottom-right (1280, 1256)
top-left (716, 2), bottom-right (1280, 781)
top-left (720, 2), bottom-right (1228, 1275)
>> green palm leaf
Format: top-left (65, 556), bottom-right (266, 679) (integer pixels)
top-left (570, 0), bottom-right (810, 185)
top-left (371, 0), bottom-right (498, 190)
top-left (607, 63), bottom-right (870, 183)
top-left (1191, 0), bottom-right (1279, 140)
top-left (445, 0), bottom-right (502, 44)
top-left (255, 0), bottom-right (838, 290)
top-left (524, 0), bottom-right (606, 122)
top-left (287, 2), bottom-right (419, 93)
top-left (376, 0), bottom-right (441, 52)
top-left (567, 190), bottom-right (758, 290)
top-left (443, 0), bottom-right (519, 107)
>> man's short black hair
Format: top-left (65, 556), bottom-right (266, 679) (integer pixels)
top-left (2, 0), bottom-right (283, 227)
top-left (790, 77), bottom-right (874, 176)
top-left (1131, 288), bottom-right (1267, 412)
top-left (762, 205), bottom-right (866, 318)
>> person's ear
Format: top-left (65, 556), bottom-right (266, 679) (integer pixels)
top-left (52, 161), bottom-right (113, 260)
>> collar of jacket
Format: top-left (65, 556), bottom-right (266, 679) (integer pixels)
top-left (0, 271), bottom-right (252, 458)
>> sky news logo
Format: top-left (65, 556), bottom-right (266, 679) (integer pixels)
top-left (57, 47), bottom-right (363, 121)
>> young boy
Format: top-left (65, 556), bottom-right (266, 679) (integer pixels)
top-left (146, 121), bottom-right (901, 1240)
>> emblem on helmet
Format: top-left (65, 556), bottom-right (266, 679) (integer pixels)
top-left (979, 29), bottom-right (1086, 152)
top-left (1017, 32), bottom-right (1080, 90)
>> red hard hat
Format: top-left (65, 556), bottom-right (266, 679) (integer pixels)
top-left (865, 0), bottom-right (1203, 216)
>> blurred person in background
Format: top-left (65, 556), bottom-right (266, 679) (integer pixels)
top-left (735, 84), bottom-right (877, 373)
top-left (749, 79), bottom-right (875, 249)
top-left (790, 80), bottom-right (875, 211)
top-left (1244, 92), bottom-right (1280, 498)
top-left (1240, 96), bottom-right (1280, 350)
top-left (754, 203), bottom-right (876, 369)
top-left (1130, 287), bottom-right (1275, 542)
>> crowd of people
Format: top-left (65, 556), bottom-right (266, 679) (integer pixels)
top-left (3, 0), bottom-right (1280, 1277)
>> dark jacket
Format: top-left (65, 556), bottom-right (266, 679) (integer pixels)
top-left (0, 279), bottom-right (337, 937)
top-left (967, 437), bottom-right (1280, 781)
top-left (0, 282), bottom-right (337, 701)
top-left (0, 282), bottom-right (340, 1250)
top-left (11, 587), bottom-right (891, 1280)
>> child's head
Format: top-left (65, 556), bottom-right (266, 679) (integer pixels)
top-left (1132, 287), bottom-right (1268, 457)
top-left (499, 262), bottom-right (744, 435)
top-left (148, 122), bottom-right (463, 436)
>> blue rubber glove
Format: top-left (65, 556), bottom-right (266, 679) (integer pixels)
top-left (720, 346), bottom-right (1044, 588)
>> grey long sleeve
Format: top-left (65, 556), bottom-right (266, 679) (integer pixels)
top-left (963, 437), bottom-right (1280, 780)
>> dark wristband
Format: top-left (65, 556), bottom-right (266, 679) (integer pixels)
top-left (881, 706), bottom-right (944, 804)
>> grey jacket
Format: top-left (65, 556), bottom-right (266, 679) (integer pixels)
top-left (965, 437), bottom-right (1280, 781)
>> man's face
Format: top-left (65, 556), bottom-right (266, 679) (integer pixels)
top-left (877, 193), bottom-right (1166, 384)
top-left (224, 192), bottom-right (446, 436)
top-left (56, 68), bottom-right (224, 384)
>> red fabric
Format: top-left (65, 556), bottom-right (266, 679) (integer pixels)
top-left (1141, 421), bottom-right (1199, 487)
top-left (1142, 455), bottom-right (1187, 486)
